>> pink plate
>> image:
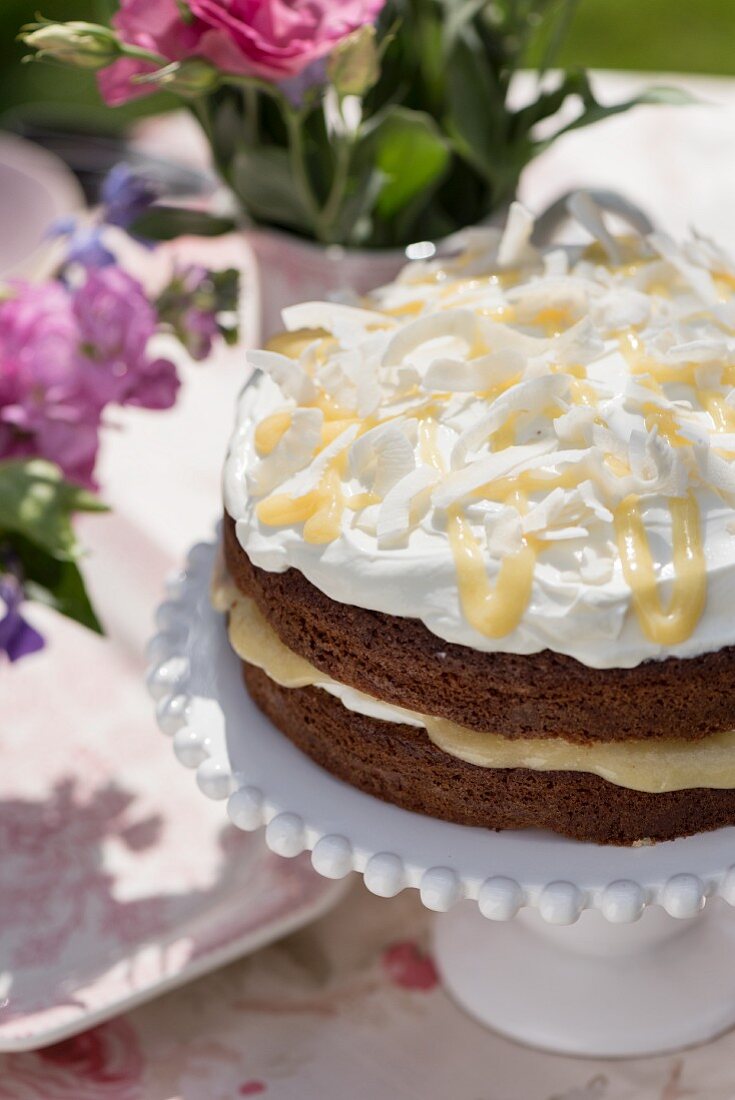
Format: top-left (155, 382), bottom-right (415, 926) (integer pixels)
top-left (1, 516), bottom-right (345, 1053)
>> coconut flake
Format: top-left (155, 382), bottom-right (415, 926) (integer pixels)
top-left (423, 349), bottom-right (523, 393)
top-left (349, 421), bottom-right (416, 497)
top-left (377, 465), bottom-right (440, 548)
top-left (247, 350), bottom-right (317, 404)
top-left (434, 439), bottom-right (557, 510)
top-left (568, 192), bottom-right (623, 265)
top-left (591, 288), bottom-right (651, 331)
top-left (628, 428), bottom-right (687, 497)
top-left (543, 249), bottom-right (569, 278)
top-left (649, 232), bottom-right (719, 305)
top-left (282, 301), bottom-right (392, 342)
top-left (280, 423), bottom-right (360, 498)
top-left (554, 405), bottom-right (597, 447)
top-left (381, 309), bottom-right (479, 368)
top-left (451, 375), bottom-right (569, 468)
top-left (485, 505), bottom-right (523, 556)
top-left (693, 442), bottom-right (735, 503)
top-left (497, 202), bottom-right (537, 268)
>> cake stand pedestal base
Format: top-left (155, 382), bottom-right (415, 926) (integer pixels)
top-left (434, 899), bottom-right (735, 1057)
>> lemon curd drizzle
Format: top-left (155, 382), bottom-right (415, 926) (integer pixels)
top-left (614, 492), bottom-right (706, 646)
top-left (447, 507), bottom-right (536, 637)
top-left (254, 410), bottom-right (292, 456)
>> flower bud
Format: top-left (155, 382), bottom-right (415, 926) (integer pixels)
top-left (21, 22), bottom-right (121, 70)
top-left (327, 26), bottom-right (380, 99)
top-left (134, 59), bottom-right (220, 98)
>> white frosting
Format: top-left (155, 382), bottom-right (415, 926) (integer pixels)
top-left (224, 203), bottom-right (735, 669)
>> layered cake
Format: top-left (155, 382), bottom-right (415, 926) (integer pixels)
top-left (216, 203), bottom-right (735, 845)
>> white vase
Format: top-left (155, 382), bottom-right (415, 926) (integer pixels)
top-left (243, 227), bottom-right (411, 343)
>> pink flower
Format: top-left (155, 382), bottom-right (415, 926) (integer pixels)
top-left (0, 270), bottom-right (180, 487)
top-left (72, 267), bottom-right (180, 411)
top-left (99, 0), bottom-right (386, 104)
top-left (381, 941), bottom-right (439, 991)
top-left (0, 281), bottom-right (101, 487)
top-left (99, 0), bottom-right (206, 105)
top-left (0, 1019), bottom-right (144, 1100)
top-left (188, 0), bottom-right (387, 80)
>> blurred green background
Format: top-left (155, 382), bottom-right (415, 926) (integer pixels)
top-left (1, 0), bottom-right (732, 132)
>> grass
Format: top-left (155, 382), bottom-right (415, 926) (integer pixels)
top-left (559, 0), bottom-right (735, 76)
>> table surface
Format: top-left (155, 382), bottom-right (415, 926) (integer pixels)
top-left (5, 71), bottom-right (735, 1098)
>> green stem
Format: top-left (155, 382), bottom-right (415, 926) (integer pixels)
top-left (190, 98), bottom-right (233, 189)
top-left (244, 86), bottom-right (259, 147)
top-left (222, 72), bottom-right (288, 106)
top-left (319, 127), bottom-right (353, 244)
top-left (121, 43), bottom-right (168, 66)
top-left (283, 108), bottom-right (323, 240)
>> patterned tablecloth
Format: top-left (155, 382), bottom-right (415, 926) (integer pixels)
top-left (4, 883), bottom-right (735, 1099)
top-left (5, 70), bottom-right (735, 1099)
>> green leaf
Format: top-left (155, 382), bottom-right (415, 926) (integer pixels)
top-left (543, 81), bottom-right (698, 145)
top-left (0, 459), bottom-right (107, 562)
top-left (14, 534), bottom-right (103, 635)
top-left (130, 206), bottom-right (236, 241)
top-left (331, 167), bottom-right (386, 246)
top-left (443, 0), bottom-right (492, 55)
top-left (443, 34), bottom-right (507, 185)
top-left (365, 106), bottom-right (449, 221)
top-left (509, 70), bottom-right (588, 142)
top-left (231, 147), bottom-right (313, 233)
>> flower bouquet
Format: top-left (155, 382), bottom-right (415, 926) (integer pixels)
top-left (0, 166), bottom-right (237, 660)
top-left (21, 1), bottom-right (687, 251)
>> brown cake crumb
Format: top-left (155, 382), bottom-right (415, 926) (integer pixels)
top-left (225, 514), bottom-right (735, 745)
top-left (242, 660), bottom-right (735, 846)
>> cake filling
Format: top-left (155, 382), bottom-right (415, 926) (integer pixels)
top-left (213, 571), bottom-right (735, 795)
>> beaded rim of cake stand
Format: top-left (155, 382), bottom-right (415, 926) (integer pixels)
top-left (146, 538), bottom-right (735, 926)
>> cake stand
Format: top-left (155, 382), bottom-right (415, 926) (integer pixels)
top-left (147, 537), bottom-right (735, 1058)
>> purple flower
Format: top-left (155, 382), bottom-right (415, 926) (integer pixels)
top-left (64, 227), bottom-right (117, 270)
top-left (156, 262), bottom-right (238, 361)
top-left (279, 57), bottom-right (328, 108)
top-left (101, 163), bottom-right (159, 229)
top-left (181, 306), bottom-right (220, 360)
top-left (0, 575), bottom-right (44, 662)
top-left (72, 267), bottom-right (180, 410)
top-left (0, 281), bottom-right (101, 487)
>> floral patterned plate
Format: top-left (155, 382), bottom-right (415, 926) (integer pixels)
top-left (0, 562), bottom-right (345, 1053)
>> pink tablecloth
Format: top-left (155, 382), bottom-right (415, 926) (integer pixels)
top-left (6, 70), bottom-right (735, 1099)
top-left (4, 883), bottom-right (735, 1098)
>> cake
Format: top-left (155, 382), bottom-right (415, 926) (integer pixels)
top-left (216, 201), bottom-right (735, 846)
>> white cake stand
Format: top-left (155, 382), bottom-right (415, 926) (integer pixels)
top-left (147, 538), bottom-right (735, 1058)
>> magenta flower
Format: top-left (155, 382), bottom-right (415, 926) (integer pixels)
top-left (72, 267), bottom-right (180, 410)
top-left (0, 281), bottom-right (101, 487)
top-left (98, 0), bottom-right (386, 104)
top-left (188, 0), bottom-right (387, 80)
top-left (0, 268), bottom-right (180, 488)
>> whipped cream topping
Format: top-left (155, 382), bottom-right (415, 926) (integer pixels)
top-left (224, 202), bottom-right (735, 669)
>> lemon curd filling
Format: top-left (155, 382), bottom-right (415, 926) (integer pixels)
top-left (212, 577), bottom-right (735, 796)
